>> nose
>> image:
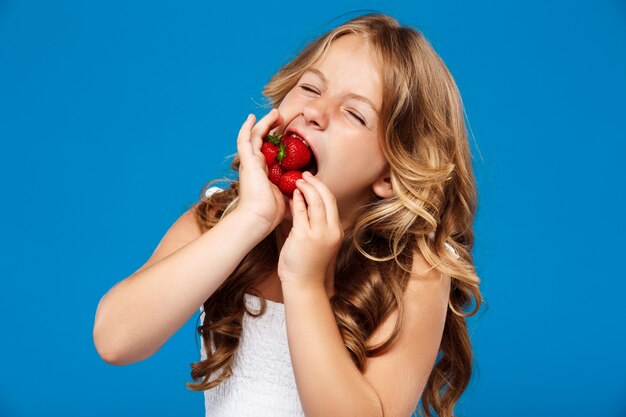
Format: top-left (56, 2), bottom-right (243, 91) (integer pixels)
top-left (302, 96), bottom-right (329, 130)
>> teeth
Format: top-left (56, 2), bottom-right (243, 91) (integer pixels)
top-left (289, 132), bottom-right (308, 147)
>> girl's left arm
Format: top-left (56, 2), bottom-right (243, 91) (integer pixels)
top-left (282, 283), bottom-right (383, 417)
top-left (278, 172), bottom-right (383, 417)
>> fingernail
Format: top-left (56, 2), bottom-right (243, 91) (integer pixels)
top-left (296, 179), bottom-right (305, 185)
top-left (303, 171), bottom-right (311, 177)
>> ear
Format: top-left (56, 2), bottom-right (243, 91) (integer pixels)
top-left (372, 166), bottom-right (394, 199)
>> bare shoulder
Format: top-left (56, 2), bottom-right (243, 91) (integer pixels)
top-left (167, 207), bottom-right (205, 241)
top-left (402, 249), bottom-right (451, 323)
top-left (132, 206), bottom-right (205, 276)
top-left (400, 249), bottom-right (451, 331)
top-left (133, 185), bottom-right (225, 276)
top-left (407, 249), bottom-right (451, 291)
top-left (366, 250), bottom-right (450, 346)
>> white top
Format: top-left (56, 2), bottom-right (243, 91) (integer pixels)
top-left (198, 186), bottom-right (461, 417)
top-left (200, 294), bottom-right (304, 417)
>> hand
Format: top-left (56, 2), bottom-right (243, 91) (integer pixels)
top-left (278, 172), bottom-right (344, 292)
top-left (233, 109), bottom-right (287, 235)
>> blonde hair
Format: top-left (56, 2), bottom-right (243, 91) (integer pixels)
top-left (186, 13), bottom-right (483, 417)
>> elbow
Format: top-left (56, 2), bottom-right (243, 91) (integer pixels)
top-left (93, 297), bottom-right (125, 365)
top-left (94, 343), bottom-right (125, 366)
top-left (93, 322), bottom-right (131, 366)
top-left (92, 301), bottom-right (140, 366)
top-left (93, 334), bottom-right (122, 366)
top-left (93, 325), bottom-right (152, 366)
top-left (93, 316), bottom-right (159, 366)
top-left (92, 294), bottom-right (161, 366)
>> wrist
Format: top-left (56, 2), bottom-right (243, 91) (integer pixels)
top-left (281, 277), bottom-right (329, 298)
top-left (228, 208), bottom-right (274, 240)
top-left (218, 209), bottom-right (271, 249)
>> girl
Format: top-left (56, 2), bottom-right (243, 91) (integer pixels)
top-left (93, 13), bottom-right (482, 417)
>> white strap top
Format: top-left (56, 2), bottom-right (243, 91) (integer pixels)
top-left (199, 294), bottom-right (304, 417)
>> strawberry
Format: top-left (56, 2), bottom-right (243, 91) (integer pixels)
top-left (262, 132), bottom-right (314, 197)
top-left (268, 163), bottom-right (283, 185)
top-left (278, 170), bottom-right (303, 198)
top-left (277, 136), bottom-right (311, 170)
top-left (261, 142), bottom-right (279, 166)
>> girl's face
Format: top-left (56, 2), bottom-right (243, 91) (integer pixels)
top-left (276, 34), bottom-right (389, 227)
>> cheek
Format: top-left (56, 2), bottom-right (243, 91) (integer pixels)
top-left (277, 98), bottom-right (299, 124)
top-left (342, 136), bottom-right (386, 169)
top-left (278, 89), bottom-right (300, 110)
top-left (325, 147), bottom-right (385, 191)
top-left (277, 95), bottom-right (290, 111)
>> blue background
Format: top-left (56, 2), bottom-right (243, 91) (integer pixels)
top-left (1, 1), bottom-right (625, 416)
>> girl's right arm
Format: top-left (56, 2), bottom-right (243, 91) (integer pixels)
top-left (93, 207), bottom-right (267, 366)
top-left (93, 109), bottom-right (287, 366)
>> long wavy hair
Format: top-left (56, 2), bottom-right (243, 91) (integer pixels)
top-left (186, 13), bottom-right (483, 417)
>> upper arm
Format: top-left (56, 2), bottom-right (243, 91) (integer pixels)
top-left (362, 252), bottom-right (451, 417)
top-left (131, 208), bottom-right (204, 276)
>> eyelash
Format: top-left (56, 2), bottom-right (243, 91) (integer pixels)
top-left (300, 85), bottom-right (319, 94)
top-left (348, 111), bottom-right (367, 126)
top-left (299, 85), bottom-right (367, 126)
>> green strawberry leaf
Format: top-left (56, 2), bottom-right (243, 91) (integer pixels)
top-left (277, 141), bottom-right (286, 163)
top-left (267, 133), bottom-right (283, 145)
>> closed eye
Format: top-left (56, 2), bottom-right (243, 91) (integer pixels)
top-left (348, 111), bottom-right (367, 126)
top-left (300, 85), bottom-right (319, 94)
top-left (299, 84), bottom-right (367, 126)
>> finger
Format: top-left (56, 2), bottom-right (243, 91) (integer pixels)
top-left (301, 172), bottom-right (341, 228)
top-left (296, 178), bottom-right (327, 228)
top-left (291, 188), bottom-right (310, 232)
top-left (251, 109), bottom-right (283, 153)
top-left (236, 114), bottom-right (257, 160)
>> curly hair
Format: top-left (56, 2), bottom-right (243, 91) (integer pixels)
top-left (186, 13), bottom-right (483, 417)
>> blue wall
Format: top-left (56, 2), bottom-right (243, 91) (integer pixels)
top-left (1, 1), bottom-right (625, 416)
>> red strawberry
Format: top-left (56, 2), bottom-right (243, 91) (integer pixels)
top-left (268, 163), bottom-right (283, 185)
top-left (261, 142), bottom-right (278, 166)
top-left (277, 136), bottom-right (311, 170)
top-left (262, 132), bottom-right (313, 197)
top-left (278, 171), bottom-right (303, 198)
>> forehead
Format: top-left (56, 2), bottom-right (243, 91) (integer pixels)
top-left (308, 34), bottom-right (383, 106)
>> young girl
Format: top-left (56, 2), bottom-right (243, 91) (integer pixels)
top-left (93, 13), bottom-right (482, 417)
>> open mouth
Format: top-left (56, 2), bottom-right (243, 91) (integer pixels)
top-left (303, 153), bottom-right (318, 176)
top-left (285, 131), bottom-right (318, 175)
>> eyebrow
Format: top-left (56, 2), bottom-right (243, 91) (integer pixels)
top-left (303, 68), bottom-right (380, 115)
